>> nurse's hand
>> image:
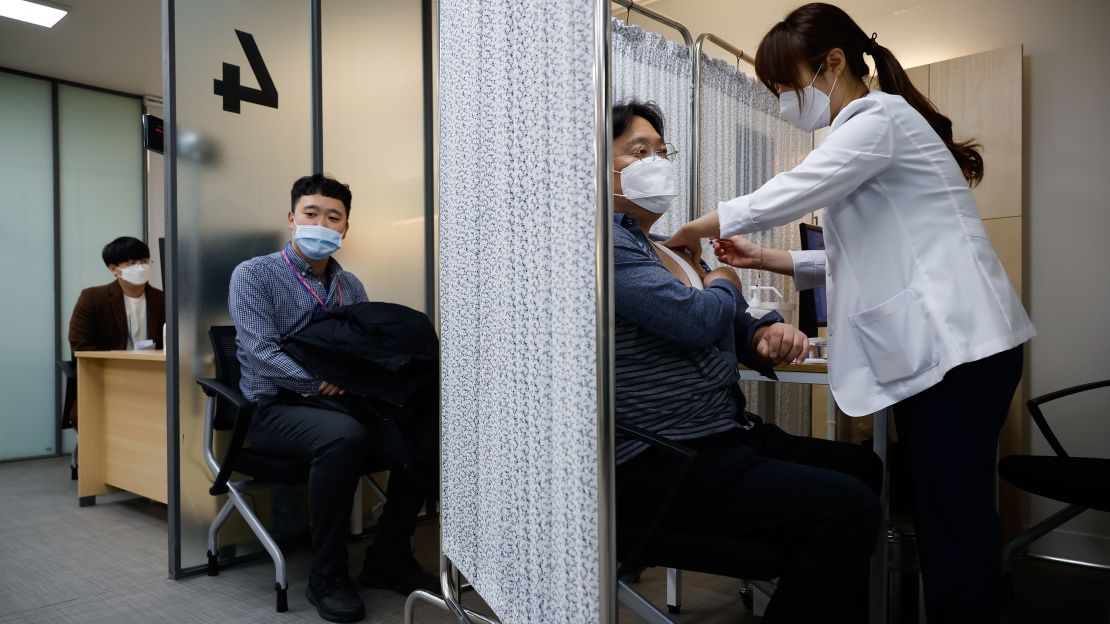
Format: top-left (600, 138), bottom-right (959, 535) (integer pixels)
top-left (754, 323), bottom-right (810, 366)
top-left (712, 236), bottom-right (761, 269)
top-left (714, 236), bottom-right (797, 276)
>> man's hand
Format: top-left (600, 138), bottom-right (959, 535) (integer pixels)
top-left (704, 266), bottom-right (742, 291)
top-left (712, 236), bottom-right (761, 269)
top-left (672, 245), bottom-right (707, 279)
top-left (662, 226), bottom-right (703, 265)
top-left (319, 380), bottom-right (346, 397)
top-left (753, 323), bottom-right (809, 366)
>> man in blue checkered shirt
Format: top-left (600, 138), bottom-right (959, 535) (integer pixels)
top-left (229, 174), bottom-right (436, 623)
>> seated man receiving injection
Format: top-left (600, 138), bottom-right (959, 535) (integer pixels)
top-left (611, 99), bottom-right (881, 624)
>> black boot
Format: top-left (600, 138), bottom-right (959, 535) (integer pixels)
top-left (306, 571), bottom-right (365, 623)
top-left (358, 545), bottom-right (438, 595)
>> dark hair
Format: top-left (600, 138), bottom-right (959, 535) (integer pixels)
top-left (290, 173), bottom-right (353, 216)
top-left (613, 99), bottom-right (666, 141)
top-left (101, 236), bottom-right (150, 267)
top-left (754, 3), bottom-right (983, 186)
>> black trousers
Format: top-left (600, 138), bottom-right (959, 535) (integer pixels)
top-left (616, 420), bottom-right (882, 624)
top-left (251, 391), bottom-right (438, 577)
top-left (895, 345), bottom-right (1023, 624)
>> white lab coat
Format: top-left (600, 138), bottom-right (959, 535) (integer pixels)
top-left (718, 90), bottom-right (1035, 416)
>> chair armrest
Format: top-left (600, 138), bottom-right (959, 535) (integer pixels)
top-left (197, 378), bottom-right (252, 412)
top-left (616, 423), bottom-right (697, 460)
top-left (1027, 379), bottom-right (1110, 458)
top-left (196, 378), bottom-right (254, 495)
top-left (615, 423), bottom-right (698, 578)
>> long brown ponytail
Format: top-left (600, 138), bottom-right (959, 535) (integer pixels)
top-left (754, 3), bottom-right (984, 186)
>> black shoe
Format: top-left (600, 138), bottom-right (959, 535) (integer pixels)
top-left (306, 572), bottom-right (365, 623)
top-left (358, 548), bottom-right (439, 596)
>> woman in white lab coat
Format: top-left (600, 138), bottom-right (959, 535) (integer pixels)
top-left (665, 4), bottom-right (1035, 622)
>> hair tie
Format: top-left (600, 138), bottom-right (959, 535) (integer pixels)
top-left (868, 32), bottom-right (879, 54)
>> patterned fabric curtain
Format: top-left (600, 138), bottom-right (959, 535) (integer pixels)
top-left (697, 55), bottom-right (815, 434)
top-left (438, 1), bottom-right (600, 622)
top-left (612, 18), bottom-right (691, 237)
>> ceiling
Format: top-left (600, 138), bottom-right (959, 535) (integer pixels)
top-left (0, 0), bottom-right (162, 96)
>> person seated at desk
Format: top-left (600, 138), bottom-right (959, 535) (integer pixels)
top-left (229, 174), bottom-right (437, 624)
top-left (69, 236), bottom-right (164, 353)
top-left (67, 236), bottom-right (165, 426)
top-left (610, 100), bottom-right (880, 624)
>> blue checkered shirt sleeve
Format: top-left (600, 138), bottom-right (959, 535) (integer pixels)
top-left (229, 260), bottom-right (322, 400)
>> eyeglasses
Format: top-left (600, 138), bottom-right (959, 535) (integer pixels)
top-left (620, 142), bottom-right (678, 161)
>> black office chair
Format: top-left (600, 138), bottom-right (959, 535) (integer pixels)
top-left (615, 424), bottom-right (784, 623)
top-left (57, 360), bottom-right (77, 480)
top-left (998, 379), bottom-right (1110, 591)
top-left (198, 325), bottom-right (300, 612)
top-left (198, 325), bottom-right (390, 613)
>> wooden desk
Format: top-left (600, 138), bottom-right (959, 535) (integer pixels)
top-left (738, 361), bottom-right (834, 439)
top-left (74, 350), bottom-right (167, 506)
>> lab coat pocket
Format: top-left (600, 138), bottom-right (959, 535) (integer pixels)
top-left (849, 288), bottom-right (939, 385)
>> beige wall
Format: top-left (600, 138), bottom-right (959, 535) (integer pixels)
top-left (323, 0), bottom-right (427, 313)
top-left (646, 0), bottom-right (1110, 563)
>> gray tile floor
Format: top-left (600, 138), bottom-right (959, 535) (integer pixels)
top-left (0, 457), bottom-right (754, 624)
top-left (2, 457), bottom-right (1107, 623)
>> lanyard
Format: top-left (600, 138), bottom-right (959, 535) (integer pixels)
top-left (282, 248), bottom-right (344, 316)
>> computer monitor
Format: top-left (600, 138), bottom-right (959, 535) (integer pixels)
top-left (798, 223), bottom-right (827, 337)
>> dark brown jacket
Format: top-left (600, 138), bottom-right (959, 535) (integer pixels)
top-left (68, 281), bottom-right (166, 352)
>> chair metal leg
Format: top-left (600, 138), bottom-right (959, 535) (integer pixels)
top-left (206, 497), bottom-right (235, 576)
top-left (618, 579), bottom-right (677, 624)
top-left (1001, 504), bottom-right (1086, 575)
top-left (275, 582), bottom-right (288, 613)
top-left (70, 441), bottom-right (78, 480)
top-left (665, 568), bottom-right (681, 613)
top-left (226, 483), bottom-right (288, 611)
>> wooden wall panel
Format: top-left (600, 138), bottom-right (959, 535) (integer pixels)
top-left (905, 64), bottom-right (930, 96)
top-left (929, 45), bottom-right (1023, 220)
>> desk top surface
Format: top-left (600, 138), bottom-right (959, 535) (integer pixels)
top-left (74, 350), bottom-right (167, 362)
top-left (740, 361), bottom-right (828, 374)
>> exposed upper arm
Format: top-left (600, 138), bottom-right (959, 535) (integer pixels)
top-left (614, 232), bottom-right (737, 350)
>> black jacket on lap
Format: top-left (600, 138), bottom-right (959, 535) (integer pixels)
top-left (284, 301), bottom-right (438, 407)
top-left (283, 302), bottom-right (439, 488)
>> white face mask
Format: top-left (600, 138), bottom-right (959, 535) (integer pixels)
top-left (119, 262), bottom-right (150, 286)
top-left (778, 63), bottom-right (839, 132)
top-left (615, 156), bottom-right (678, 215)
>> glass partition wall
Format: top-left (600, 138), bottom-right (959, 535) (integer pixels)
top-left (0, 70), bottom-right (144, 462)
top-left (165, 0), bottom-right (432, 576)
